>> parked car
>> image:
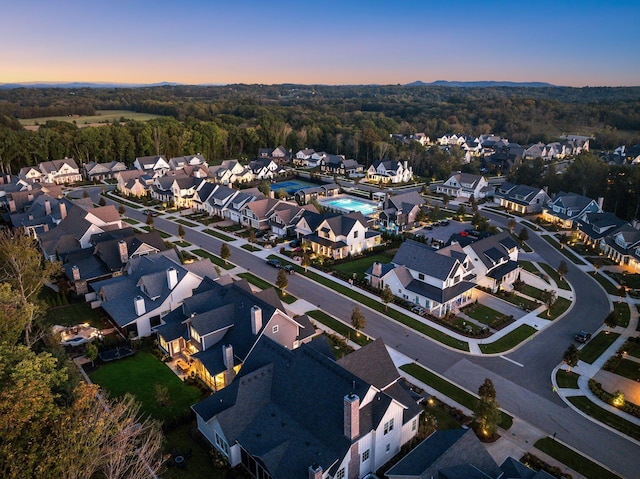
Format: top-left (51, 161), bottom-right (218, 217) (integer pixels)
top-left (143, 209), bottom-right (158, 217)
top-left (575, 330), bottom-right (592, 343)
top-left (266, 259), bottom-right (282, 268)
top-left (439, 219), bottom-right (450, 226)
top-left (61, 335), bottom-right (90, 347)
top-left (255, 229), bottom-right (268, 238)
top-left (282, 265), bottom-right (295, 274)
top-left (411, 305), bottom-right (427, 316)
top-left (289, 238), bottom-right (301, 248)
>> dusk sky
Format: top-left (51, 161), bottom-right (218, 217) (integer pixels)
top-left (3, 0), bottom-right (639, 87)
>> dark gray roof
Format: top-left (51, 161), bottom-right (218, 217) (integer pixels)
top-left (468, 232), bottom-right (516, 269)
top-left (406, 279), bottom-right (476, 304)
top-left (487, 260), bottom-right (519, 280)
top-left (499, 456), bottom-right (555, 479)
top-left (386, 191), bottom-right (424, 212)
top-left (392, 240), bottom-right (459, 280)
top-left (337, 339), bottom-right (399, 390)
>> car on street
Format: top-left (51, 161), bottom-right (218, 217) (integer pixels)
top-left (282, 264), bottom-right (295, 274)
top-left (266, 258), bottom-right (282, 268)
top-left (575, 330), bottom-right (592, 343)
top-left (143, 209), bottom-right (159, 217)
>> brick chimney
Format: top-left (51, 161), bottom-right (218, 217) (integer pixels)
top-left (118, 240), bottom-right (128, 263)
top-left (251, 305), bottom-right (262, 334)
top-left (8, 199), bottom-right (15, 212)
top-left (344, 393), bottom-right (360, 441)
top-left (166, 267), bottom-right (178, 290)
top-left (222, 344), bottom-right (236, 382)
top-left (134, 296), bottom-right (145, 316)
top-left (72, 265), bottom-right (80, 281)
top-left (45, 199), bottom-right (51, 215)
top-left (308, 464), bottom-right (323, 479)
top-left (59, 202), bottom-right (67, 220)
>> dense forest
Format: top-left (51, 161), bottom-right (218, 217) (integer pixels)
top-left (1, 84), bottom-right (640, 218)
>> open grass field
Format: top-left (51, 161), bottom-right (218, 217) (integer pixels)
top-left (19, 109), bottom-right (164, 129)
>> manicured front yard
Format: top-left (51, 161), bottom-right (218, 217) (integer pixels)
top-left (202, 228), bottom-right (235, 241)
top-left (608, 358), bottom-right (640, 381)
top-left (613, 301), bottom-right (630, 327)
top-left (534, 437), bottom-right (622, 479)
top-left (176, 219), bottom-right (198, 228)
top-left (89, 351), bottom-right (203, 422)
top-left (555, 370), bottom-right (580, 388)
top-left (306, 309), bottom-right (371, 347)
top-left (567, 396), bottom-right (640, 441)
top-left (592, 272), bottom-right (623, 295)
top-left (43, 301), bottom-right (111, 329)
top-left (579, 332), bottom-right (621, 364)
top-left (479, 325), bottom-right (537, 354)
top-left (519, 260), bottom-right (540, 275)
top-left (400, 362), bottom-right (513, 430)
top-left (609, 272), bottom-right (640, 289)
top-left (331, 253), bottom-right (394, 280)
top-left (538, 262), bottom-right (571, 290)
top-left (537, 297), bottom-right (572, 320)
top-left (490, 290), bottom-right (540, 311)
top-left (236, 272), bottom-right (297, 304)
top-left (192, 249), bottom-right (235, 270)
top-left (463, 304), bottom-right (504, 326)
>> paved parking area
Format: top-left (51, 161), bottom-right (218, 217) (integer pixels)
top-left (414, 220), bottom-right (472, 243)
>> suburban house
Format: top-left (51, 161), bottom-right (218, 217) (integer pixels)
top-left (294, 183), bottom-right (340, 205)
top-left (63, 230), bottom-right (167, 294)
top-left (541, 192), bottom-right (602, 228)
top-left (385, 428), bottom-right (503, 479)
top-left (91, 249), bottom-right (217, 338)
top-left (170, 176), bottom-right (204, 208)
top-left (575, 212), bottom-right (628, 248)
top-left (320, 154), bottom-right (363, 177)
top-left (38, 203), bottom-right (129, 261)
top-left (19, 158), bottom-right (83, 184)
top-left (83, 161), bottom-right (127, 181)
top-left (224, 189), bottom-right (265, 224)
top-left (156, 279), bottom-right (316, 391)
top-left (378, 191), bottom-right (425, 232)
top-left (115, 169), bottom-right (154, 197)
top-left (366, 160), bottom-right (413, 184)
top-left (192, 337), bottom-right (422, 479)
top-left (436, 172), bottom-right (489, 200)
top-left (210, 160), bottom-right (255, 185)
top-left (169, 154), bottom-right (208, 171)
top-left (18, 166), bottom-right (45, 183)
top-left (239, 198), bottom-right (281, 230)
top-left (267, 203), bottom-right (317, 237)
top-left (293, 148), bottom-right (317, 167)
top-left (258, 145), bottom-right (291, 164)
top-left (461, 231), bottom-right (520, 292)
top-left (204, 185), bottom-right (238, 217)
top-left (493, 183), bottom-right (551, 214)
top-left (299, 211), bottom-right (382, 259)
top-left (8, 194), bottom-right (71, 237)
top-left (133, 155), bottom-right (170, 178)
top-left (250, 158), bottom-right (282, 180)
top-left (366, 239), bottom-right (476, 317)
top-left (600, 224), bottom-right (640, 272)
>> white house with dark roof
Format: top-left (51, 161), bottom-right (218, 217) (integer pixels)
top-left (22, 158), bottom-right (82, 184)
top-left (436, 172), bottom-right (489, 200)
top-left (210, 160), bottom-right (255, 185)
top-left (115, 169), bottom-right (153, 197)
top-left (493, 182), bottom-right (550, 214)
top-left (366, 160), bottom-right (413, 184)
top-left (84, 161), bottom-right (127, 181)
top-left (541, 192), bottom-right (602, 228)
top-left (133, 155), bottom-right (170, 178)
top-left (367, 239), bottom-right (476, 317)
top-left (205, 184), bottom-right (238, 217)
top-left (192, 337), bottom-right (421, 479)
top-left (462, 231), bottom-right (520, 292)
top-left (169, 154), bottom-right (208, 171)
top-left (378, 191), bottom-right (425, 232)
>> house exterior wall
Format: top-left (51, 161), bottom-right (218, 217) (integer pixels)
top-left (263, 312), bottom-right (299, 349)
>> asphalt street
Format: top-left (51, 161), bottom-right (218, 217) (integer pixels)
top-left (92, 188), bottom-right (637, 478)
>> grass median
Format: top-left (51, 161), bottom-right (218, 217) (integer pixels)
top-left (270, 256), bottom-right (470, 351)
top-left (202, 228), bottom-right (235, 242)
top-left (538, 297), bottom-right (571, 320)
top-left (307, 309), bottom-right (371, 347)
top-left (541, 235), bottom-right (586, 265)
top-left (538, 262), bottom-right (571, 290)
top-left (555, 370), bottom-right (579, 388)
top-left (567, 396), bottom-right (640, 441)
top-left (400, 362), bottom-right (513, 430)
top-left (534, 437), bottom-right (622, 479)
top-left (579, 332), bottom-right (620, 364)
top-left (192, 249), bottom-right (235, 270)
top-left (479, 325), bottom-right (536, 354)
top-left (237, 272), bottom-right (296, 304)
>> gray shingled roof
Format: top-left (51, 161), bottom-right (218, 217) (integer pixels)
top-left (337, 338), bottom-right (399, 390)
top-left (392, 239), bottom-right (459, 280)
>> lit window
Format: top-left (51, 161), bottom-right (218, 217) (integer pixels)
top-left (272, 325), bottom-right (279, 334)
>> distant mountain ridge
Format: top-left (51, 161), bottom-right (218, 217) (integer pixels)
top-left (0, 81), bottom-right (182, 89)
top-left (406, 80), bottom-right (556, 88)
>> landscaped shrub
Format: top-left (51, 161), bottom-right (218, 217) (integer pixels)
top-left (589, 379), bottom-right (640, 418)
top-left (521, 452), bottom-right (573, 479)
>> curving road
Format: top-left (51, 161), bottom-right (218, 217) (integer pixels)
top-left (91, 189), bottom-right (635, 478)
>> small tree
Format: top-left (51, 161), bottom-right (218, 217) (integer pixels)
top-left (85, 343), bottom-right (98, 367)
top-left (381, 284), bottom-right (394, 311)
top-left (276, 269), bottom-right (288, 295)
top-left (604, 311), bottom-right (618, 332)
top-left (248, 228), bottom-right (256, 244)
top-left (475, 378), bottom-right (500, 439)
top-left (518, 227), bottom-right (529, 243)
top-left (154, 384), bottom-right (171, 408)
top-left (220, 243), bottom-right (231, 264)
top-left (83, 190), bottom-right (90, 198)
top-left (559, 233), bottom-right (568, 249)
top-left (541, 289), bottom-right (557, 317)
top-left (301, 252), bottom-right (312, 272)
top-left (563, 344), bottom-right (579, 372)
top-left (442, 194), bottom-right (450, 209)
top-left (558, 260), bottom-right (568, 282)
top-left (507, 218), bottom-right (516, 233)
top-left (258, 181), bottom-right (271, 197)
top-left (592, 257), bottom-right (602, 274)
top-left (350, 306), bottom-right (366, 331)
top-left (98, 197), bottom-right (106, 207)
top-left (118, 205), bottom-right (126, 216)
top-left (469, 194), bottom-right (478, 212)
top-left (145, 214), bottom-right (154, 229)
top-left (456, 204), bottom-right (466, 220)
top-left (177, 224), bottom-right (186, 241)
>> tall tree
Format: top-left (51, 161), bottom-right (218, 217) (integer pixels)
top-left (220, 243), bottom-right (231, 264)
top-left (541, 290), bottom-right (557, 317)
top-left (604, 311), bottom-right (618, 332)
top-left (475, 378), bottom-right (501, 439)
top-left (381, 284), bottom-right (394, 311)
top-left (350, 306), bottom-right (366, 331)
top-left (276, 269), bottom-right (288, 295)
top-left (563, 344), bottom-right (579, 372)
top-left (558, 261), bottom-right (568, 282)
top-left (177, 224), bottom-right (186, 241)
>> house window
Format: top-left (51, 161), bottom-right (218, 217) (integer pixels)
top-left (272, 325), bottom-right (279, 334)
top-left (418, 273), bottom-right (425, 280)
top-left (214, 431), bottom-right (230, 457)
top-left (385, 443), bottom-right (390, 453)
top-left (336, 468), bottom-right (345, 479)
top-left (384, 418), bottom-right (394, 435)
top-left (354, 231), bottom-right (359, 239)
top-left (412, 419), bottom-right (417, 431)
top-left (362, 449), bottom-right (370, 462)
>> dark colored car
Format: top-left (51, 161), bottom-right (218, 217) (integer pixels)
top-left (575, 330), bottom-right (592, 343)
top-left (144, 209), bottom-right (159, 217)
top-left (439, 219), bottom-right (450, 226)
top-left (266, 259), bottom-right (282, 268)
top-left (282, 265), bottom-right (295, 274)
top-left (289, 238), bottom-right (301, 248)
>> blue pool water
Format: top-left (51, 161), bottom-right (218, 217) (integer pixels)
top-left (320, 196), bottom-right (379, 215)
top-left (271, 179), bottom-right (319, 195)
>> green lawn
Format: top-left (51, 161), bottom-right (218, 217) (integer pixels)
top-left (306, 310), bottom-right (371, 347)
top-left (538, 262), bottom-right (571, 290)
top-left (541, 235), bottom-right (586, 265)
top-left (534, 437), bottom-right (622, 479)
top-left (43, 301), bottom-right (111, 329)
top-left (400, 363), bottom-right (513, 430)
top-left (331, 254), bottom-right (394, 280)
top-left (89, 351), bottom-right (203, 422)
top-left (610, 272), bottom-right (640, 289)
top-left (268, 256), bottom-right (469, 351)
top-left (610, 358), bottom-right (640, 381)
top-left (479, 325), bottom-right (537, 354)
top-left (176, 219), bottom-right (198, 228)
top-left (521, 284), bottom-right (546, 300)
top-left (241, 244), bottom-right (261, 252)
top-left (463, 304), bottom-right (504, 326)
top-left (613, 302), bottom-right (630, 327)
top-left (579, 332), bottom-right (621, 364)
top-left (555, 370), bottom-right (580, 388)
top-left (202, 229), bottom-right (235, 242)
top-left (519, 260), bottom-right (540, 275)
top-left (592, 272), bottom-right (623, 295)
top-left (538, 297), bottom-right (572, 320)
top-left (236, 272), bottom-right (297, 304)
top-left (621, 339), bottom-right (640, 359)
top-left (103, 191), bottom-right (142, 209)
top-left (567, 396), bottom-right (640, 441)
top-left (122, 217), bottom-right (139, 225)
top-left (174, 240), bottom-right (192, 248)
top-left (492, 291), bottom-right (540, 311)
top-left (161, 423), bottom-right (225, 479)
top-left (191, 249), bottom-right (235, 270)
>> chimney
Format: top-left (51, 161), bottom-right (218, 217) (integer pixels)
top-left (8, 199), bottom-right (15, 212)
top-left (222, 344), bottom-right (234, 370)
top-left (118, 240), bottom-right (128, 263)
top-left (251, 305), bottom-right (262, 334)
top-left (60, 202), bottom-right (67, 219)
top-left (308, 464), bottom-right (323, 479)
top-left (404, 160), bottom-right (408, 169)
top-left (27, 193), bottom-right (33, 202)
top-left (344, 393), bottom-right (360, 441)
top-left (45, 199), bottom-right (51, 215)
top-left (134, 296), bottom-right (145, 316)
top-left (72, 265), bottom-right (80, 281)
top-left (372, 261), bottom-right (382, 277)
top-left (166, 267), bottom-right (178, 290)
top-left (597, 197), bottom-right (604, 210)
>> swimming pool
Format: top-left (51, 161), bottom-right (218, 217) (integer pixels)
top-left (319, 196), bottom-right (379, 216)
top-left (271, 179), bottom-right (319, 195)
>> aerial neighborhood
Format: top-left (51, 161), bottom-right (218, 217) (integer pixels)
top-left (2, 122), bottom-right (639, 479)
